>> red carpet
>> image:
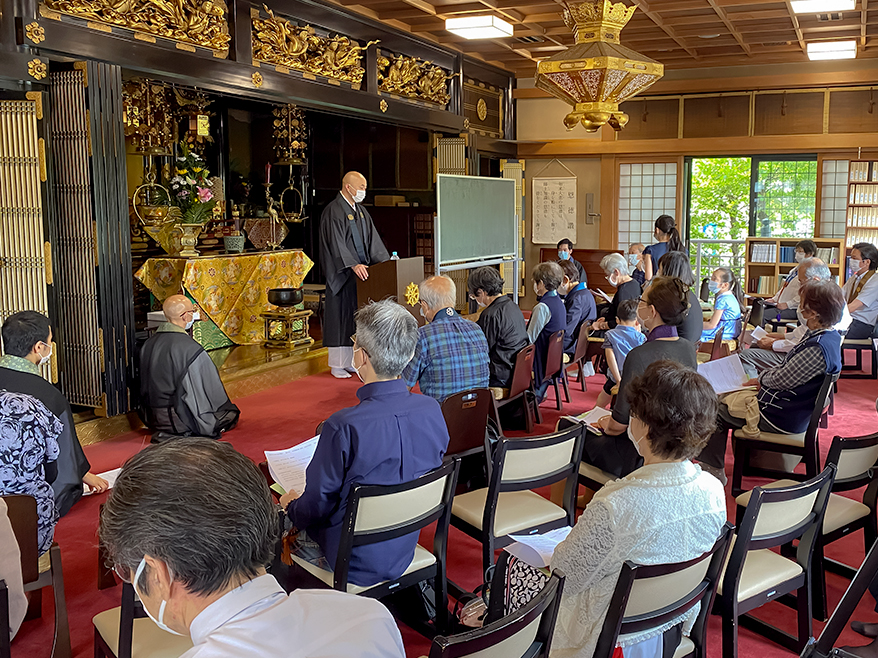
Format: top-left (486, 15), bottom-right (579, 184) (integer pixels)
top-left (10, 364), bottom-right (878, 658)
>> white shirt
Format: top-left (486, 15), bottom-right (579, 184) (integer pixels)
top-left (769, 268), bottom-right (801, 309)
top-left (843, 270), bottom-right (878, 325)
top-left (772, 303), bottom-right (853, 353)
top-left (184, 575), bottom-right (405, 658)
top-left (549, 461), bottom-right (726, 658)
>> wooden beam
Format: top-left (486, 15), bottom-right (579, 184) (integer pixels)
top-left (705, 0), bottom-right (752, 54)
top-left (863, 0), bottom-right (869, 46)
top-left (634, 0), bottom-right (701, 58)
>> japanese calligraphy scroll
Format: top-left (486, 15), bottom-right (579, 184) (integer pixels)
top-left (532, 177), bottom-right (577, 244)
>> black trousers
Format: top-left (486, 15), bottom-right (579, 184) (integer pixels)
top-left (323, 276), bottom-right (357, 348)
top-left (582, 430), bottom-right (643, 479)
top-left (846, 319), bottom-right (878, 340)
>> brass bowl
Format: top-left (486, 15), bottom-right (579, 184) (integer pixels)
top-left (268, 287), bottom-right (304, 307)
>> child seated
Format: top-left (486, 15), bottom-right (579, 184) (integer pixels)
top-left (701, 267), bottom-right (744, 343)
top-left (594, 299), bottom-right (644, 409)
top-left (628, 243), bottom-right (645, 287)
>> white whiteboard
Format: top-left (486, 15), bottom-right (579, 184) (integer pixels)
top-left (532, 177), bottom-right (577, 244)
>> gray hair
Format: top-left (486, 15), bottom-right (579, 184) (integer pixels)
top-left (355, 299), bottom-right (418, 378)
top-left (99, 438), bottom-right (277, 597)
top-left (600, 252), bottom-right (628, 276)
top-left (419, 276), bottom-right (456, 311)
top-left (801, 257), bottom-right (832, 281)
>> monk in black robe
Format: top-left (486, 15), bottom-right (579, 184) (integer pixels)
top-left (139, 295), bottom-right (239, 442)
top-left (319, 171), bottom-right (390, 378)
top-left (0, 311), bottom-right (108, 517)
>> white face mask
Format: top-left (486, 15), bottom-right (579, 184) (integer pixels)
top-left (627, 418), bottom-right (646, 456)
top-left (794, 251), bottom-right (805, 263)
top-left (419, 305), bottom-right (426, 318)
top-left (133, 558), bottom-right (184, 636)
top-left (352, 347), bottom-right (365, 383)
top-left (349, 187), bottom-right (366, 203)
top-left (185, 311), bottom-right (200, 330)
top-left (606, 274), bottom-right (618, 288)
top-left (850, 259), bottom-right (862, 273)
top-left (38, 342), bottom-right (52, 366)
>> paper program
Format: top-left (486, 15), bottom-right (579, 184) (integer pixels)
top-left (264, 435), bottom-right (320, 495)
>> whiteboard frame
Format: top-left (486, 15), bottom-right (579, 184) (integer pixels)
top-left (435, 174), bottom-right (519, 303)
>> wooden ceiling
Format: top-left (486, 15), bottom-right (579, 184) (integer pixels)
top-left (327, 0), bottom-right (878, 75)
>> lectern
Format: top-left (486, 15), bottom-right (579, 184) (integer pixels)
top-left (357, 257), bottom-right (425, 326)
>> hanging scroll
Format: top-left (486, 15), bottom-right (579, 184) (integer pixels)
top-left (532, 176), bottom-right (577, 244)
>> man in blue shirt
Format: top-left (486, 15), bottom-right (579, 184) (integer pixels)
top-left (282, 299), bottom-right (449, 587)
top-left (402, 276), bottom-right (490, 402)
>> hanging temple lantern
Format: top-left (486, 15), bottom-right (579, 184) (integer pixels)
top-left (535, 0), bottom-right (664, 133)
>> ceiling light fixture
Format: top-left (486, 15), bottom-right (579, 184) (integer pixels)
top-left (698, 33), bottom-right (721, 38)
top-left (806, 39), bottom-right (857, 60)
top-left (445, 15), bottom-right (514, 39)
top-left (791, 0), bottom-right (854, 13)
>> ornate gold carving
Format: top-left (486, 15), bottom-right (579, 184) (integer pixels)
top-left (38, 139), bottom-right (47, 181)
top-left (73, 60), bottom-right (88, 86)
top-left (477, 98), bottom-right (487, 121)
top-left (379, 99), bottom-right (388, 113)
top-left (25, 22), bottom-right (46, 44)
top-left (463, 117), bottom-right (470, 130)
top-left (376, 53), bottom-right (454, 106)
top-left (272, 104), bottom-right (307, 164)
top-left (252, 71), bottom-right (264, 87)
top-left (26, 91), bottom-right (43, 119)
top-left (252, 5), bottom-right (376, 85)
top-left (563, 0), bottom-right (636, 42)
top-left (404, 282), bottom-right (419, 307)
top-left (122, 79), bottom-right (174, 154)
top-left (27, 59), bottom-right (47, 80)
top-left (39, 0), bottom-right (230, 53)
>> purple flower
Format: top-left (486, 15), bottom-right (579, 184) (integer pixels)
top-left (197, 187), bottom-right (213, 203)
top-left (178, 189), bottom-right (190, 198)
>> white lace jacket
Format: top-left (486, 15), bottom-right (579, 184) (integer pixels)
top-left (549, 460), bottom-right (726, 658)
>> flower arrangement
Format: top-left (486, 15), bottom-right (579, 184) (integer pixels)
top-left (169, 141), bottom-right (217, 224)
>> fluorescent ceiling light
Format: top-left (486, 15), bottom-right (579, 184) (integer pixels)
top-left (791, 0), bottom-right (854, 12)
top-left (446, 15), bottom-right (514, 39)
top-left (806, 40), bottom-right (857, 59)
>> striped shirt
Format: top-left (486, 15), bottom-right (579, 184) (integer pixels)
top-left (402, 308), bottom-right (490, 402)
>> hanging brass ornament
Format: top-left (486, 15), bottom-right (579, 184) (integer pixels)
top-left (534, 0), bottom-right (663, 133)
top-left (271, 104), bottom-right (307, 164)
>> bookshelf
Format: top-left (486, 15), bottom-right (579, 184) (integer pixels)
top-left (846, 160), bottom-right (878, 251)
top-left (744, 237), bottom-right (846, 298)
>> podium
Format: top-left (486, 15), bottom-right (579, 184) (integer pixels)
top-left (357, 257), bottom-right (425, 327)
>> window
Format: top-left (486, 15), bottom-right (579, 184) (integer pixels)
top-left (618, 162), bottom-right (677, 249)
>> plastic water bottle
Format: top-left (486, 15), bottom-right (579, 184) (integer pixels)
top-left (390, 251), bottom-right (400, 260)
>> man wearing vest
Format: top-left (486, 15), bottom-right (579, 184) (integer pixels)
top-left (527, 262), bottom-right (566, 403)
top-left (843, 242), bottom-right (878, 340)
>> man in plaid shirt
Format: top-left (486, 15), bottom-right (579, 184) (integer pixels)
top-left (402, 276), bottom-right (489, 402)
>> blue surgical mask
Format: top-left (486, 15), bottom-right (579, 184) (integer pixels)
top-left (558, 250), bottom-right (570, 261)
top-left (708, 281), bottom-right (721, 294)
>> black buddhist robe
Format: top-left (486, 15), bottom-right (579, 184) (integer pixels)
top-left (0, 357), bottom-right (90, 517)
top-left (318, 193), bottom-right (389, 347)
top-left (139, 324), bottom-right (239, 439)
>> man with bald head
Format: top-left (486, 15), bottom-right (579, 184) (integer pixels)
top-left (138, 295), bottom-right (239, 442)
top-left (402, 275), bottom-right (489, 401)
top-left (740, 257), bottom-right (852, 373)
top-left (319, 171), bottom-right (390, 378)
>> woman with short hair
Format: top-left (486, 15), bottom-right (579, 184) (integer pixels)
top-left (528, 262), bottom-right (567, 401)
top-left (551, 360), bottom-right (726, 658)
top-left (592, 276), bottom-right (698, 477)
top-left (591, 253), bottom-right (642, 333)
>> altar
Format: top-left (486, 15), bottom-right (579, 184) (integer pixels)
top-left (135, 249), bottom-right (314, 346)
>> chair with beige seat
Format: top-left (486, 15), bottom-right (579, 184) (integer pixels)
top-left (594, 524), bottom-right (733, 658)
top-left (715, 467), bottom-right (835, 658)
top-left (94, 582), bottom-right (193, 658)
top-left (730, 372), bottom-right (838, 497)
top-left (450, 423), bottom-right (584, 575)
top-left (733, 432), bottom-right (878, 621)
top-left (422, 569), bottom-right (566, 658)
top-left (290, 459), bottom-right (460, 633)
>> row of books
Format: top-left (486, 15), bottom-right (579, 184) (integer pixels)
top-left (849, 184), bottom-right (878, 205)
top-left (849, 161), bottom-right (878, 182)
top-left (815, 247), bottom-right (840, 264)
top-left (749, 243), bottom-right (777, 263)
top-left (848, 206), bottom-right (878, 229)
top-left (778, 246), bottom-right (797, 263)
top-left (748, 275), bottom-right (780, 295)
top-left (846, 228), bottom-right (878, 247)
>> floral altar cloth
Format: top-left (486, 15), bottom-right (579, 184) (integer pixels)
top-left (135, 250), bottom-right (314, 345)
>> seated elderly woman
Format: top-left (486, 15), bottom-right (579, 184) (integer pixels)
top-left (551, 360), bottom-right (727, 658)
top-left (527, 262), bottom-right (568, 402)
top-left (703, 279), bottom-right (844, 480)
top-left (591, 252), bottom-right (642, 333)
top-left (0, 390), bottom-right (62, 563)
top-left (468, 266), bottom-right (529, 392)
top-left (592, 276), bottom-right (698, 478)
top-left (656, 251), bottom-right (702, 344)
top-left (100, 438), bottom-right (405, 655)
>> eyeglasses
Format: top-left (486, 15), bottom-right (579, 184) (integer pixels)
top-left (113, 562), bottom-right (135, 584)
top-left (350, 334), bottom-right (357, 345)
top-left (179, 309), bottom-right (196, 319)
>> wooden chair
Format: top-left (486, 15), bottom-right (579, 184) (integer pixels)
top-left (699, 278), bottom-right (711, 303)
top-left (289, 459), bottom-right (460, 633)
top-left (3, 495), bottom-right (70, 658)
top-left (594, 524), bottom-right (734, 658)
top-left (441, 388), bottom-right (493, 493)
top-left (494, 344), bottom-right (541, 434)
top-left (565, 322), bottom-right (597, 392)
top-left (734, 432), bottom-right (878, 621)
top-left (553, 416), bottom-right (617, 492)
top-left (451, 424), bottom-right (584, 575)
top-left (424, 569), bottom-right (566, 658)
top-left (730, 372), bottom-right (839, 497)
top-left (94, 582), bottom-right (193, 658)
top-left (540, 329), bottom-right (569, 411)
top-left (841, 336), bottom-right (878, 379)
top-left (716, 467), bottom-right (835, 658)
top-left (696, 332), bottom-right (726, 364)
